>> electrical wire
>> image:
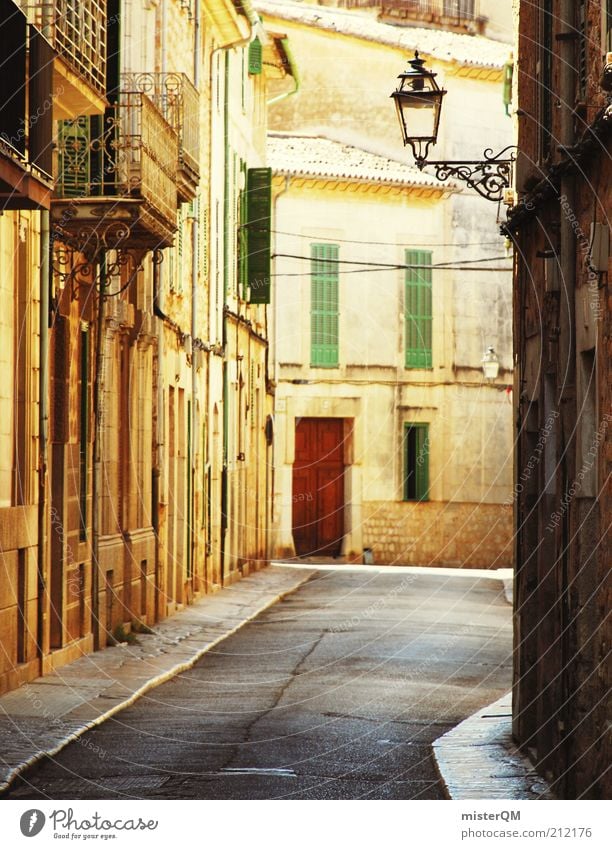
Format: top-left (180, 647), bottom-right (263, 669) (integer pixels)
top-left (270, 229), bottom-right (506, 249)
top-left (271, 252), bottom-right (513, 271)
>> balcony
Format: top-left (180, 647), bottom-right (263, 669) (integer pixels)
top-left (380, 0), bottom-right (486, 34)
top-left (20, 0), bottom-right (108, 118)
top-left (121, 72), bottom-right (201, 202)
top-left (52, 91), bottom-right (179, 252)
top-left (0, 3), bottom-right (54, 209)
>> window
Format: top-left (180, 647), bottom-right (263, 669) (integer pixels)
top-left (79, 324), bottom-right (90, 540)
top-left (311, 243), bottom-right (339, 367)
top-left (405, 249), bottom-right (432, 369)
top-left (443, 0), bottom-right (475, 21)
top-left (404, 424), bottom-right (429, 502)
top-left (245, 167), bottom-right (272, 304)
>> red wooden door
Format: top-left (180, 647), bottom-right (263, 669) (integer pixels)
top-left (292, 418), bottom-right (345, 556)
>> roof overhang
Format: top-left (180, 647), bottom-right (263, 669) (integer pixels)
top-left (204, 0), bottom-right (252, 47)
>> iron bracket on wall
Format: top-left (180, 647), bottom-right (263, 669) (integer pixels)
top-left (417, 146), bottom-right (517, 202)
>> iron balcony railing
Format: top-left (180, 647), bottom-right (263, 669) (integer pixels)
top-left (120, 72), bottom-right (200, 188)
top-left (381, 0), bottom-right (480, 27)
top-left (20, 0), bottom-right (107, 96)
top-left (55, 90), bottom-right (179, 233)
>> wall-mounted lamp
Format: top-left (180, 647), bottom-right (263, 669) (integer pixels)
top-left (391, 52), bottom-right (516, 203)
top-left (482, 346), bottom-right (500, 381)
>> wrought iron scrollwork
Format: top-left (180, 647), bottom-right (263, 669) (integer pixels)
top-left (51, 220), bottom-right (143, 301)
top-left (420, 146), bottom-right (517, 203)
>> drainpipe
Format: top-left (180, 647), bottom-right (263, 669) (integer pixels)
top-left (210, 22), bottom-right (254, 585)
top-left (91, 254), bottom-right (107, 650)
top-left (271, 175), bottom-right (290, 389)
top-left (37, 210), bottom-right (50, 664)
top-left (267, 38), bottom-right (300, 107)
top-left (37, 0), bottom-right (54, 670)
top-left (152, 253), bottom-right (164, 620)
top-left (191, 0), bottom-right (201, 590)
top-left (221, 49), bottom-right (230, 584)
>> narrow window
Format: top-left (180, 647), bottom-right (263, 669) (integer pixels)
top-left (405, 249), bottom-right (433, 369)
top-left (245, 167), bottom-right (272, 304)
top-left (79, 324), bottom-right (89, 541)
top-left (404, 424), bottom-right (430, 502)
top-left (311, 243), bottom-right (339, 367)
top-left (17, 549), bottom-right (27, 663)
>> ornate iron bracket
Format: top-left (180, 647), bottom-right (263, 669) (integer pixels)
top-left (51, 220), bottom-right (145, 301)
top-left (416, 146), bottom-right (517, 203)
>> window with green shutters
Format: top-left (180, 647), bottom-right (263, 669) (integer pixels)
top-left (245, 167), bottom-right (272, 304)
top-left (405, 249), bottom-right (432, 369)
top-left (311, 243), bottom-right (339, 367)
top-left (404, 424), bottom-right (429, 502)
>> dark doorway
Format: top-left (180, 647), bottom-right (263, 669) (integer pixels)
top-left (292, 418), bottom-right (345, 557)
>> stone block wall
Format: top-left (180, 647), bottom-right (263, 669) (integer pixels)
top-left (362, 501), bottom-right (513, 568)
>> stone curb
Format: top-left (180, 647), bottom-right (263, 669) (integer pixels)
top-left (0, 565), bottom-right (315, 795)
top-left (433, 696), bottom-right (555, 800)
top-left (431, 569), bottom-right (555, 800)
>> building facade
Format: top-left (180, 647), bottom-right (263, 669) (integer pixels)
top-left (258, 0), bottom-right (515, 567)
top-left (0, 0), bottom-right (293, 696)
top-left (505, 0), bottom-right (611, 799)
top-left (269, 133), bottom-right (514, 566)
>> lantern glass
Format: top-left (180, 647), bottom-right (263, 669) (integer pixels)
top-left (391, 53), bottom-right (446, 164)
top-left (482, 347), bottom-right (500, 380)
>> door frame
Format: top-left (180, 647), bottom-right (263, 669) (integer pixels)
top-left (274, 396), bottom-right (363, 561)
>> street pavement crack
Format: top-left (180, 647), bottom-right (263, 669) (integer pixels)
top-left (222, 629), bottom-right (328, 769)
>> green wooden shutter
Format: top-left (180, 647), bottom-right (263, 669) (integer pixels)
top-left (405, 249), bottom-right (432, 369)
top-left (246, 167), bottom-right (272, 304)
top-left (404, 424), bottom-right (429, 502)
top-left (248, 38), bottom-right (263, 75)
top-left (57, 117), bottom-right (91, 197)
top-left (311, 243), bottom-right (339, 367)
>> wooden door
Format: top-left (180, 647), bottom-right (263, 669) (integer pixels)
top-left (292, 418), bottom-right (345, 556)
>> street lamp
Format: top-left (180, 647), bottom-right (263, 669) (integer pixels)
top-left (391, 52), bottom-right (516, 203)
top-left (390, 51), bottom-right (446, 165)
top-left (482, 347), bottom-right (500, 381)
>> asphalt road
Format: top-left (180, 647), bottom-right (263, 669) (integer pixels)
top-left (6, 569), bottom-right (512, 800)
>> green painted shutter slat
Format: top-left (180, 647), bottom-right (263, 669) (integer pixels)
top-left (248, 38), bottom-right (263, 75)
top-left (404, 423), bottom-right (429, 502)
top-left (405, 249), bottom-right (432, 369)
top-left (57, 116), bottom-right (91, 197)
top-left (246, 167), bottom-right (272, 304)
top-left (311, 243), bottom-right (339, 367)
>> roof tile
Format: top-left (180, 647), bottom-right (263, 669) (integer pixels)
top-left (254, 0), bottom-right (509, 69)
top-left (267, 132), bottom-right (452, 189)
